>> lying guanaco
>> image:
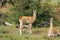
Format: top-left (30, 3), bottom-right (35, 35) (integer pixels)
top-left (48, 18), bottom-right (60, 37)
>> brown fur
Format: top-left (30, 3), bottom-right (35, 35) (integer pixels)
top-left (19, 16), bottom-right (36, 24)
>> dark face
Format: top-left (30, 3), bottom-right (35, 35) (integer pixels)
top-left (50, 17), bottom-right (53, 20)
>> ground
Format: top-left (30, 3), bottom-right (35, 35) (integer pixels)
top-left (0, 25), bottom-right (60, 40)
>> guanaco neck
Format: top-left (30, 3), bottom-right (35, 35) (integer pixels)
top-left (50, 18), bottom-right (53, 32)
top-left (32, 11), bottom-right (36, 22)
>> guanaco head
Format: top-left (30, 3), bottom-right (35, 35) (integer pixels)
top-left (33, 9), bottom-right (37, 13)
top-left (33, 9), bottom-right (37, 16)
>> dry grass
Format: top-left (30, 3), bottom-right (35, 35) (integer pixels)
top-left (0, 25), bottom-right (60, 40)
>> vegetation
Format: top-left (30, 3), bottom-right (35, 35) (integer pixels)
top-left (0, 25), bottom-right (60, 40)
top-left (0, 0), bottom-right (60, 26)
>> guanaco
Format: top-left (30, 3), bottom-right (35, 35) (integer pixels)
top-left (19, 9), bottom-right (37, 35)
top-left (48, 18), bottom-right (60, 37)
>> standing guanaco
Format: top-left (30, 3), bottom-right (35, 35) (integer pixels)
top-left (19, 9), bottom-right (37, 35)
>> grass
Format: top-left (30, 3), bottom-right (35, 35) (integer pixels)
top-left (0, 25), bottom-right (60, 40)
